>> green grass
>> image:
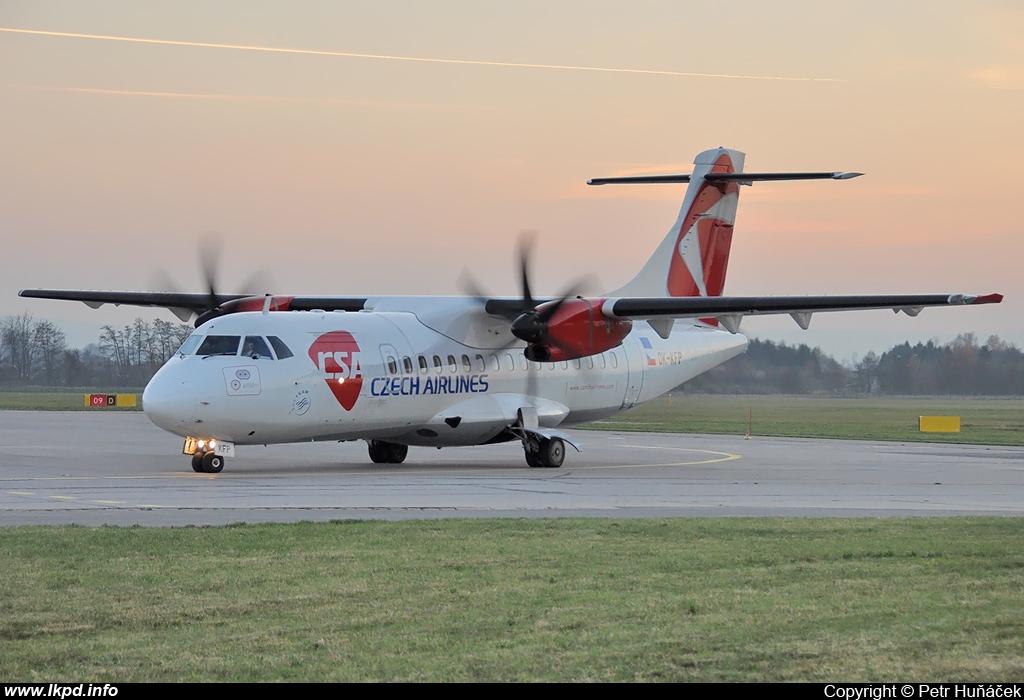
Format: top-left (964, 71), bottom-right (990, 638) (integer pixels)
top-left (0, 391), bottom-right (141, 411)
top-left (1, 518), bottom-right (1023, 681)
top-left (585, 395), bottom-right (1024, 446)
top-left (2, 392), bottom-right (1023, 445)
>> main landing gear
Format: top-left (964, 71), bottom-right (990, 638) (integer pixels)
top-left (524, 435), bottom-right (565, 469)
top-left (368, 440), bottom-right (408, 464)
top-left (191, 450), bottom-right (225, 473)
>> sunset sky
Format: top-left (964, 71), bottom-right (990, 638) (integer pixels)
top-left (2, 1), bottom-right (1022, 359)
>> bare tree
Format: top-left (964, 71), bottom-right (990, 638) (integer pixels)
top-left (99, 324), bottom-right (129, 385)
top-left (32, 320), bottom-right (67, 386)
top-left (1, 313), bottom-right (36, 383)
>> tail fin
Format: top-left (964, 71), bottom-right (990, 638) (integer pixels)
top-left (605, 147), bottom-right (745, 299)
top-left (595, 147), bottom-right (861, 301)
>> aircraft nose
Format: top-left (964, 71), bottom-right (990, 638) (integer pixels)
top-left (142, 371), bottom-right (195, 433)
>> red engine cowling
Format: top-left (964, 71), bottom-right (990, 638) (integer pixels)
top-left (195, 295), bottom-right (296, 326)
top-left (523, 298), bottom-right (632, 362)
top-left (218, 295), bottom-right (296, 314)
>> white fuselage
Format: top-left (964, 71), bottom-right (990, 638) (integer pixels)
top-left (142, 304), bottom-right (746, 449)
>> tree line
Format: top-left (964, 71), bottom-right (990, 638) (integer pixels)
top-left (0, 313), bottom-right (192, 388)
top-left (683, 334), bottom-right (1024, 395)
top-left (2, 313), bottom-right (1023, 395)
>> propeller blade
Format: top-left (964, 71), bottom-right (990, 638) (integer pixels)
top-left (517, 230), bottom-right (538, 310)
top-left (198, 233), bottom-right (224, 313)
top-left (456, 268), bottom-right (490, 306)
top-left (238, 269), bottom-right (277, 297)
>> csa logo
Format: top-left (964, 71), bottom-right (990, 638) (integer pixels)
top-left (308, 331), bottom-right (363, 411)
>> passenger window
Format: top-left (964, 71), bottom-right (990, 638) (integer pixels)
top-left (610, 352), bottom-right (619, 369)
top-left (403, 356), bottom-right (414, 374)
top-left (574, 359), bottom-right (582, 370)
top-left (268, 336), bottom-right (294, 359)
top-left (599, 354), bottom-right (607, 369)
top-left (387, 358), bottom-right (398, 375)
top-left (518, 355), bottom-right (528, 371)
top-left (490, 355), bottom-right (500, 372)
top-left (462, 355), bottom-right (472, 372)
top-left (448, 355), bottom-right (458, 372)
top-left (586, 356), bottom-right (594, 370)
top-left (418, 355), bottom-right (428, 373)
top-left (504, 354), bottom-right (514, 371)
top-left (177, 334), bottom-right (202, 355)
top-left (561, 361), bottom-right (569, 370)
top-left (197, 335), bottom-right (241, 356)
top-left (242, 336), bottom-right (273, 360)
top-left (476, 354), bottom-right (485, 372)
top-left (547, 362), bottom-right (555, 371)
top-left (433, 355), bottom-right (443, 373)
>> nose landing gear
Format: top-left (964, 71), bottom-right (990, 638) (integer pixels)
top-left (191, 451), bottom-right (225, 473)
top-left (184, 437), bottom-right (232, 473)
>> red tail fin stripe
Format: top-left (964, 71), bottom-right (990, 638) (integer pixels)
top-left (666, 152), bottom-right (740, 298)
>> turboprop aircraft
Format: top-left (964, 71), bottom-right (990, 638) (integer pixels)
top-left (20, 147), bottom-right (1002, 472)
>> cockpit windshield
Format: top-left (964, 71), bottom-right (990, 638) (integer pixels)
top-left (182, 334), bottom-right (294, 359)
top-left (177, 334), bottom-right (202, 356)
top-left (242, 336), bottom-right (273, 359)
top-left (196, 335), bottom-right (241, 357)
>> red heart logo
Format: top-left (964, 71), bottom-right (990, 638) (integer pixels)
top-left (308, 331), bottom-right (363, 411)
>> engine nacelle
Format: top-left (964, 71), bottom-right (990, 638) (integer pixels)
top-left (524, 298), bottom-right (631, 362)
top-left (195, 295), bottom-right (296, 326)
top-left (219, 295), bottom-right (295, 314)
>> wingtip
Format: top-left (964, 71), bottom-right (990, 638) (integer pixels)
top-left (971, 293), bottom-right (1004, 305)
top-left (832, 172), bottom-right (864, 180)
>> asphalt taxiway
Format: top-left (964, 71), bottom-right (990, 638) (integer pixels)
top-left (0, 411), bottom-right (1021, 525)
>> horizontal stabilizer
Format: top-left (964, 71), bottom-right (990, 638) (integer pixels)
top-left (587, 171), bottom-right (861, 186)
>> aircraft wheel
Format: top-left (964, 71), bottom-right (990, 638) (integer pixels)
top-left (368, 440), bottom-right (408, 464)
top-left (368, 440), bottom-right (387, 463)
top-left (387, 443), bottom-right (408, 464)
top-left (538, 438), bottom-right (565, 468)
top-left (191, 453), bottom-right (205, 472)
top-left (202, 452), bottom-right (225, 474)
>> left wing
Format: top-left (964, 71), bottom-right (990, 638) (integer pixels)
top-left (601, 293), bottom-right (1003, 333)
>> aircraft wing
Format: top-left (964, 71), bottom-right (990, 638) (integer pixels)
top-left (18, 289), bottom-right (368, 322)
top-left (602, 293), bottom-right (1003, 333)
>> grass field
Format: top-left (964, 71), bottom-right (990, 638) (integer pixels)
top-left (0, 391), bottom-right (142, 411)
top-left (2, 518), bottom-right (1023, 682)
top-left (585, 395), bottom-right (1024, 446)
top-left (2, 392), bottom-right (1023, 445)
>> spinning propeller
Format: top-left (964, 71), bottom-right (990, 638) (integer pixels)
top-left (460, 232), bottom-right (596, 359)
top-left (153, 234), bottom-right (275, 327)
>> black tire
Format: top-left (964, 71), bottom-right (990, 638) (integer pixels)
top-left (538, 437), bottom-right (565, 468)
top-left (202, 452), bottom-right (225, 474)
top-left (368, 440), bottom-right (408, 464)
top-left (368, 440), bottom-right (388, 464)
top-left (386, 442), bottom-right (408, 464)
top-left (191, 452), bottom-right (205, 472)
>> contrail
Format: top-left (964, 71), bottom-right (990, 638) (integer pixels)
top-left (3, 83), bottom-right (493, 109)
top-left (0, 27), bottom-right (845, 83)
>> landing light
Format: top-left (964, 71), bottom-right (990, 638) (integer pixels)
top-left (209, 440), bottom-right (217, 449)
top-left (197, 439), bottom-right (206, 449)
top-left (337, 377), bottom-right (345, 384)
